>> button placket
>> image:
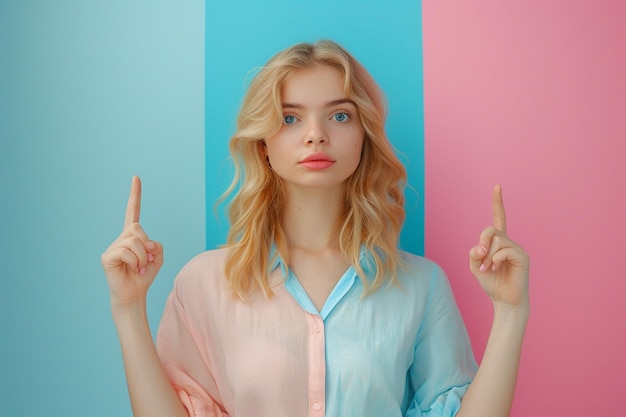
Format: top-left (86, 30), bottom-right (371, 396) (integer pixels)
top-left (306, 313), bottom-right (326, 416)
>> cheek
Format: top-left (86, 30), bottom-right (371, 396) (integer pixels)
top-left (263, 137), bottom-right (282, 159)
top-left (264, 139), bottom-right (292, 171)
top-left (347, 138), bottom-right (365, 170)
top-left (354, 135), bottom-right (365, 156)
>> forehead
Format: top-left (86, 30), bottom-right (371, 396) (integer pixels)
top-left (280, 65), bottom-right (347, 104)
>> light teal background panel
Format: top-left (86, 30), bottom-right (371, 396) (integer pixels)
top-left (205, 0), bottom-right (425, 255)
top-left (0, 2), bottom-right (205, 416)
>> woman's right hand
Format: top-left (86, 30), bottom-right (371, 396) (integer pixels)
top-left (101, 176), bottom-right (163, 310)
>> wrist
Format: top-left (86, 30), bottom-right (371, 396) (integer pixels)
top-left (111, 297), bottom-right (148, 324)
top-left (492, 300), bottom-right (530, 330)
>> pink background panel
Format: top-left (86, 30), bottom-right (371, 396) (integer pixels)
top-left (423, 1), bottom-right (626, 416)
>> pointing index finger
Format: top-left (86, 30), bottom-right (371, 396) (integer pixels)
top-left (492, 184), bottom-right (507, 233)
top-left (124, 176), bottom-right (142, 229)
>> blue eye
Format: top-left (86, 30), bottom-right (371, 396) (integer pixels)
top-left (333, 112), bottom-right (350, 122)
top-left (283, 114), bottom-right (297, 125)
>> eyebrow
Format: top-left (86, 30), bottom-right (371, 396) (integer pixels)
top-left (282, 98), bottom-right (356, 109)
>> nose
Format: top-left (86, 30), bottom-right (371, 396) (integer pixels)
top-left (304, 118), bottom-right (328, 144)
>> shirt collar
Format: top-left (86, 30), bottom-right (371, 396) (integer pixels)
top-left (269, 244), bottom-right (377, 320)
top-left (269, 244), bottom-right (375, 279)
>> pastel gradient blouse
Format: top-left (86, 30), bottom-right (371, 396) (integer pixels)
top-left (156, 247), bottom-right (477, 417)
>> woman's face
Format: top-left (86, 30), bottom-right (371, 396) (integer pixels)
top-left (263, 64), bottom-right (364, 194)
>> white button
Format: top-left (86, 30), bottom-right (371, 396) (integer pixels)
top-left (312, 324), bottom-right (321, 334)
top-left (312, 402), bottom-right (321, 411)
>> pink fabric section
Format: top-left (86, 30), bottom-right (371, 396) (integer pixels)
top-left (422, 1), bottom-right (626, 416)
top-left (156, 248), bottom-right (312, 417)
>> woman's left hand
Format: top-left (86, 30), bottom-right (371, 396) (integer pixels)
top-left (469, 185), bottom-right (530, 309)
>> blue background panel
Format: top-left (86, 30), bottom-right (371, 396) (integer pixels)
top-left (205, 0), bottom-right (425, 255)
top-left (0, 2), bottom-right (205, 416)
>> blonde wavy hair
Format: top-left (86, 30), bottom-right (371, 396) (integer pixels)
top-left (223, 39), bottom-right (407, 300)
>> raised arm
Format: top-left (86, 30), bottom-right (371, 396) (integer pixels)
top-left (457, 185), bottom-right (530, 417)
top-left (101, 176), bottom-right (188, 417)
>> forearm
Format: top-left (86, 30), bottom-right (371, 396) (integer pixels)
top-left (456, 303), bottom-right (529, 417)
top-left (113, 302), bottom-right (189, 417)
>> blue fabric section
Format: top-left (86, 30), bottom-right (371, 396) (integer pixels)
top-left (322, 251), bottom-right (476, 416)
top-left (269, 247), bottom-right (476, 416)
top-left (205, 1), bottom-right (425, 254)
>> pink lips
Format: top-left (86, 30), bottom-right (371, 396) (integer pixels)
top-left (299, 152), bottom-right (335, 169)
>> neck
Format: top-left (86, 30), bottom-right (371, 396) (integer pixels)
top-left (283, 185), bottom-right (346, 252)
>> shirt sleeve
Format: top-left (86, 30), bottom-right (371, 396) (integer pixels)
top-left (156, 277), bottom-right (229, 417)
top-left (405, 265), bottom-right (478, 417)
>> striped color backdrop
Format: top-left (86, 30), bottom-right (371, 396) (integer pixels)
top-left (0, 2), bottom-right (623, 416)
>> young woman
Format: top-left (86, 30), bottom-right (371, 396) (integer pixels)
top-left (101, 40), bottom-right (529, 417)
